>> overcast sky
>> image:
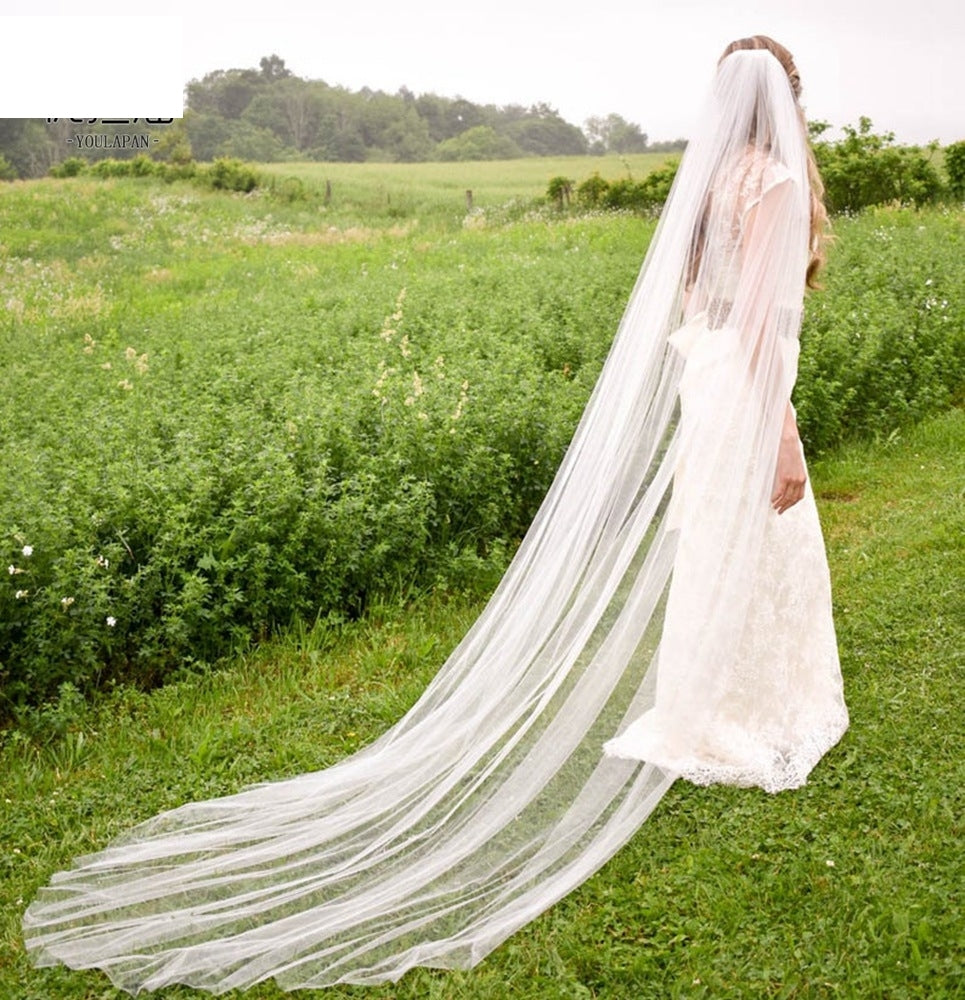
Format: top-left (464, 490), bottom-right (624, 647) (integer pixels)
top-left (3, 0), bottom-right (963, 144)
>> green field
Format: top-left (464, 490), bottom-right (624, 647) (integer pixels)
top-left (0, 161), bottom-right (963, 997)
top-left (258, 153), bottom-right (676, 216)
top-left (2, 407), bottom-right (962, 998)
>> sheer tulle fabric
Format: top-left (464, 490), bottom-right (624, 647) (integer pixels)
top-left (22, 50), bottom-right (847, 994)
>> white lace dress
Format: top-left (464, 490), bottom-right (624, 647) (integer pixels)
top-left (605, 152), bottom-right (849, 792)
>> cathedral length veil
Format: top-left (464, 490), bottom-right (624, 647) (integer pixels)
top-left (23, 49), bottom-right (847, 994)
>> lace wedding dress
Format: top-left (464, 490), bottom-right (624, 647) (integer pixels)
top-left (603, 149), bottom-right (849, 791)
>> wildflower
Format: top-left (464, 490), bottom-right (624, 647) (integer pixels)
top-left (451, 380), bottom-right (470, 422)
top-left (61, 596), bottom-right (75, 608)
top-left (22, 545), bottom-right (33, 557)
top-left (125, 346), bottom-right (137, 361)
top-left (96, 554), bottom-right (109, 568)
top-left (399, 333), bottom-right (411, 358)
top-left (106, 616), bottom-right (117, 627)
top-left (8, 565), bottom-right (20, 575)
top-left (83, 333), bottom-right (96, 354)
top-left (825, 859), bottom-right (835, 868)
top-left (15, 590), bottom-right (28, 599)
top-left (101, 362), bottom-right (112, 370)
top-left (411, 371), bottom-right (424, 397)
top-left (118, 379), bottom-right (133, 391)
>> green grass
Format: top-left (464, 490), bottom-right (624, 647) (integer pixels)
top-left (2, 407), bottom-right (962, 999)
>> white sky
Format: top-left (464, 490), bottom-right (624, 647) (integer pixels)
top-left (2, 0), bottom-right (963, 144)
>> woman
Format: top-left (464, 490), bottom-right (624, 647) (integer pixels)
top-left (603, 35), bottom-right (849, 789)
top-left (23, 36), bottom-right (848, 994)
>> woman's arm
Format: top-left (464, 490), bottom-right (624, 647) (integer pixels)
top-left (771, 401), bottom-right (807, 514)
top-left (739, 170), bottom-right (809, 514)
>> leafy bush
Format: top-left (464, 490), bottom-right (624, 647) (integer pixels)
top-left (576, 172), bottom-right (609, 207)
top-left (811, 118), bottom-right (944, 213)
top-left (546, 176), bottom-right (574, 208)
top-left (268, 175), bottom-right (308, 203)
top-left (944, 140), bottom-right (965, 200)
top-left (570, 161), bottom-right (679, 213)
top-left (0, 154), bottom-right (19, 180)
top-left (157, 160), bottom-right (198, 183)
top-left (49, 156), bottom-right (87, 178)
top-left (89, 157), bottom-right (140, 179)
top-left (794, 205), bottom-right (965, 452)
top-left (203, 157), bottom-right (262, 192)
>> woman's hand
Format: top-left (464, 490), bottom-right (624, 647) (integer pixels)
top-left (771, 404), bottom-right (807, 514)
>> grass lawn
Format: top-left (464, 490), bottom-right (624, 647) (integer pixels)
top-left (2, 406), bottom-right (962, 999)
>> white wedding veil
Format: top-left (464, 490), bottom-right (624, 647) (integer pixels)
top-left (23, 47), bottom-right (815, 994)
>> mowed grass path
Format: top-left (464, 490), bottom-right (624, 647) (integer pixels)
top-left (2, 407), bottom-right (962, 999)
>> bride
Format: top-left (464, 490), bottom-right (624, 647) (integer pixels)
top-left (23, 35), bottom-right (848, 994)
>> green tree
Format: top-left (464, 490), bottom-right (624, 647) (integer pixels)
top-left (503, 105), bottom-right (587, 156)
top-left (381, 108), bottom-right (434, 162)
top-left (436, 126), bottom-right (521, 161)
top-left (584, 113), bottom-right (648, 154)
top-left (944, 140), bottom-right (965, 199)
top-left (186, 68), bottom-right (263, 120)
top-left (259, 53), bottom-right (292, 82)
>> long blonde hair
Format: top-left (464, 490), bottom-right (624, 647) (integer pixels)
top-left (719, 35), bottom-right (829, 288)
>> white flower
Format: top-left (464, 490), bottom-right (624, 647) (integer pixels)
top-left (106, 616), bottom-right (117, 627)
top-left (7, 565), bottom-right (15, 575)
top-left (61, 596), bottom-right (75, 608)
top-left (22, 545), bottom-right (33, 557)
top-left (15, 589), bottom-right (28, 599)
top-left (96, 554), bottom-right (110, 568)
top-left (825, 859), bottom-right (835, 868)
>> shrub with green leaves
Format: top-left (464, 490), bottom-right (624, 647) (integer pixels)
top-left (944, 140), bottom-right (965, 200)
top-left (204, 156), bottom-right (262, 192)
top-left (48, 156), bottom-right (87, 179)
top-left (811, 118), bottom-right (944, 213)
top-left (0, 154), bottom-right (19, 181)
top-left (576, 172), bottom-right (609, 207)
top-left (569, 161), bottom-right (679, 213)
top-left (795, 204), bottom-right (964, 452)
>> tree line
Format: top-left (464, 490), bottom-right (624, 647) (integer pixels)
top-left (0, 54), bottom-right (684, 179)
